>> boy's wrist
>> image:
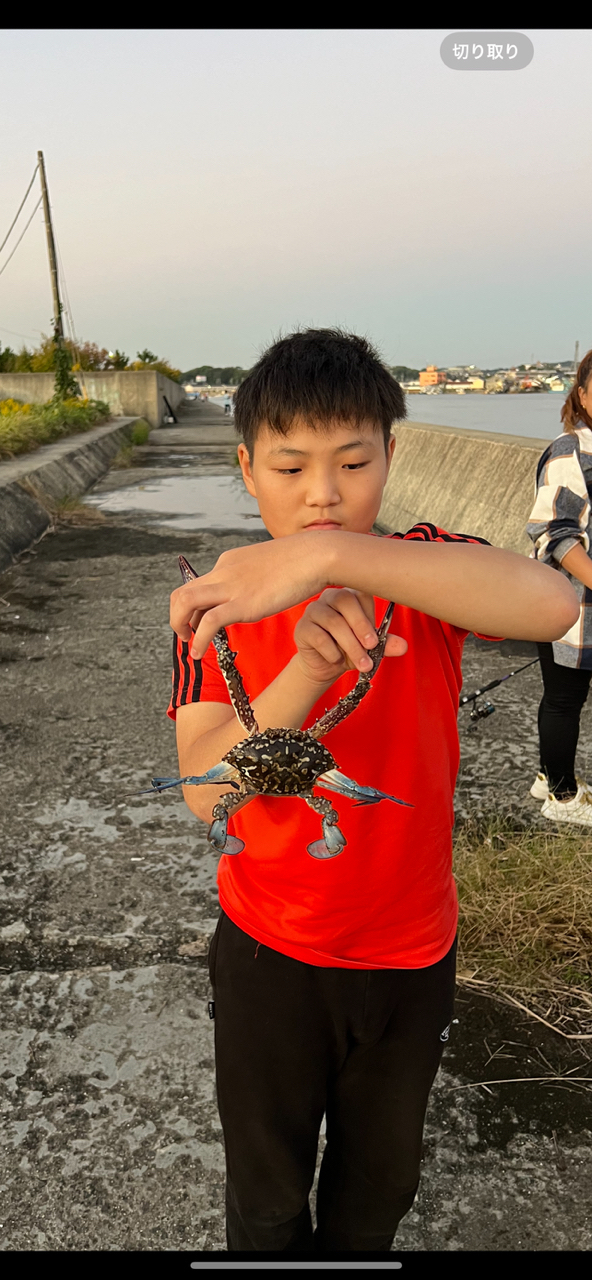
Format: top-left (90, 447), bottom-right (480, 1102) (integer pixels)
top-left (289, 652), bottom-right (336, 693)
top-left (306, 530), bottom-right (355, 591)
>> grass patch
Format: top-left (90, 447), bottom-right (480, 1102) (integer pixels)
top-left (455, 816), bottom-right (592, 1035)
top-left (130, 419), bottom-right (150, 446)
top-left (110, 419), bottom-right (151, 468)
top-left (0, 398), bottom-right (111, 460)
top-left (46, 496), bottom-right (107, 526)
top-left (110, 446), bottom-right (134, 469)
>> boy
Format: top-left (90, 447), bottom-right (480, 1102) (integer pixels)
top-left (167, 330), bottom-right (576, 1254)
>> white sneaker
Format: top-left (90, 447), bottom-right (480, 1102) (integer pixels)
top-left (530, 773), bottom-right (549, 800)
top-left (541, 785), bottom-right (592, 826)
top-left (531, 774), bottom-right (592, 802)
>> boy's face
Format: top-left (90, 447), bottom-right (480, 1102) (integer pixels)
top-left (237, 417), bottom-right (395, 538)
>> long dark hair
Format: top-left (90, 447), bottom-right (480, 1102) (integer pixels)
top-left (561, 348), bottom-right (592, 432)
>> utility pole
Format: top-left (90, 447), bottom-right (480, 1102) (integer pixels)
top-left (575, 340), bottom-right (580, 372)
top-left (37, 150), bottom-right (63, 339)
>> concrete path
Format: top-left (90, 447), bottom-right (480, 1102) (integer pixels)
top-left (1, 425), bottom-right (591, 1252)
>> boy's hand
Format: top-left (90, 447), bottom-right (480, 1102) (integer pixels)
top-left (171, 535), bottom-right (333, 657)
top-left (293, 588), bottom-right (407, 686)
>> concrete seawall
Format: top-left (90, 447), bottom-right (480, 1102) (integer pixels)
top-left (378, 421), bottom-right (551, 554)
top-left (0, 417), bottom-right (143, 572)
top-left (0, 370), bottom-right (185, 429)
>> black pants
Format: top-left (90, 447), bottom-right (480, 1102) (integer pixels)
top-left (538, 642), bottom-right (592, 797)
top-left (208, 911), bottom-right (457, 1254)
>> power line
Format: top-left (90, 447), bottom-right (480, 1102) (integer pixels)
top-left (0, 164), bottom-right (39, 256)
top-left (0, 196), bottom-right (43, 281)
top-left (0, 323), bottom-right (41, 341)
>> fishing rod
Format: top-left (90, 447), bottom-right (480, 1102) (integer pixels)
top-left (459, 658), bottom-right (539, 728)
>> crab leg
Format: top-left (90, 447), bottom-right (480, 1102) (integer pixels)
top-left (303, 793), bottom-right (346, 859)
top-left (316, 768), bottom-right (413, 809)
top-left (209, 782), bottom-right (252, 855)
top-left (142, 761), bottom-right (240, 794)
top-left (309, 602), bottom-right (395, 740)
top-left (179, 555), bottom-right (259, 737)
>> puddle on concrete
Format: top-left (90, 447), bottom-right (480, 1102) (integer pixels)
top-left (137, 452), bottom-right (230, 469)
top-left (84, 474), bottom-right (265, 531)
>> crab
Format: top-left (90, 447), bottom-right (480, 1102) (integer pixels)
top-left (145, 555), bottom-right (412, 859)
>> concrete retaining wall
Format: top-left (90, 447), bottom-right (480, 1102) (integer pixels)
top-left (378, 421), bottom-right (551, 555)
top-left (0, 370), bottom-right (185, 429)
top-left (0, 417), bottom-right (142, 573)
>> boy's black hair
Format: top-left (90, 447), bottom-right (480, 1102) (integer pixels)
top-left (234, 328), bottom-right (407, 453)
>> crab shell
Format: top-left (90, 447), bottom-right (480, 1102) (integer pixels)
top-left (223, 727), bottom-right (335, 796)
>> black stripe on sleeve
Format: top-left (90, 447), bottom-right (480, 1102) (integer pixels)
top-left (172, 633), bottom-right (182, 707)
top-left (180, 640), bottom-right (192, 703)
top-left (404, 521), bottom-right (491, 546)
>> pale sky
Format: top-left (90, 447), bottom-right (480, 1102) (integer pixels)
top-left (0, 28), bottom-right (590, 371)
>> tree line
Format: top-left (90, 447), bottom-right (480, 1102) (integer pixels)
top-left (181, 364), bottom-right (419, 386)
top-left (0, 337), bottom-right (181, 382)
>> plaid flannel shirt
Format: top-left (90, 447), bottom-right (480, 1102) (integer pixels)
top-left (526, 424), bottom-right (592, 669)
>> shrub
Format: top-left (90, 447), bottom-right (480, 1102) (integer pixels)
top-left (130, 419), bottom-right (150, 445)
top-left (0, 398), bottom-right (111, 459)
top-left (129, 351), bottom-right (181, 382)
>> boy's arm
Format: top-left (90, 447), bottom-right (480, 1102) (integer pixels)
top-left (170, 532), bottom-right (580, 659)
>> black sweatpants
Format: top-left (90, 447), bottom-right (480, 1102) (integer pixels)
top-left (538, 642), bottom-right (592, 797)
top-left (208, 911), bottom-right (457, 1254)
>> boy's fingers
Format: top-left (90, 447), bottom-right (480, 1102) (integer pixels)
top-left (301, 622), bottom-right (344, 666)
top-left (384, 635), bottom-right (408, 657)
top-left (303, 605), bottom-right (374, 671)
top-left (190, 607), bottom-right (226, 656)
top-left (323, 588), bottom-right (376, 629)
top-left (314, 593), bottom-right (378, 649)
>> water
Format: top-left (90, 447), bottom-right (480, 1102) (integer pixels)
top-left (84, 474), bottom-right (266, 531)
top-left (405, 393), bottom-right (565, 440)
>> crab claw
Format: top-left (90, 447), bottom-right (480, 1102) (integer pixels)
top-left (307, 819), bottom-right (347, 860)
top-left (208, 811), bottom-right (245, 855)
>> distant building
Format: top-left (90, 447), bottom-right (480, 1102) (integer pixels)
top-left (419, 365), bottom-right (447, 386)
top-left (442, 375), bottom-right (485, 393)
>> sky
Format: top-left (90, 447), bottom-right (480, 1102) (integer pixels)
top-left (0, 28), bottom-right (590, 372)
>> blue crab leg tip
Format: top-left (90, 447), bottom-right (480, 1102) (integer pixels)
top-left (352, 795), bottom-right (414, 808)
top-left (144, 778), bottom-right (184, 793)
top-left (317, 770), bottom-right (413, 809)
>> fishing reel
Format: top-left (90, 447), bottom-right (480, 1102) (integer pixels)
top-left (468, 699), bottom-right (495, 730)
top-left (460, 657), bottom-right (538, 734)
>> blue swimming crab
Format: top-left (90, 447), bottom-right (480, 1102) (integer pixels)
top-left (145, 555), bottom-right (412, 859)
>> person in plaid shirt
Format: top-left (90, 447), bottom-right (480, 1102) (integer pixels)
top-left (527, 348), bottom-right (592, 824)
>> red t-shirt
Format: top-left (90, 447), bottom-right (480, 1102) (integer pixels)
top-left (167, 523), bottom-right (491, 970)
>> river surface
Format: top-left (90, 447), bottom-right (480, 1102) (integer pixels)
top-left (406, 393), bottom-right (565, 439)
top-left (197, 389), bottom-right (566, 440)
